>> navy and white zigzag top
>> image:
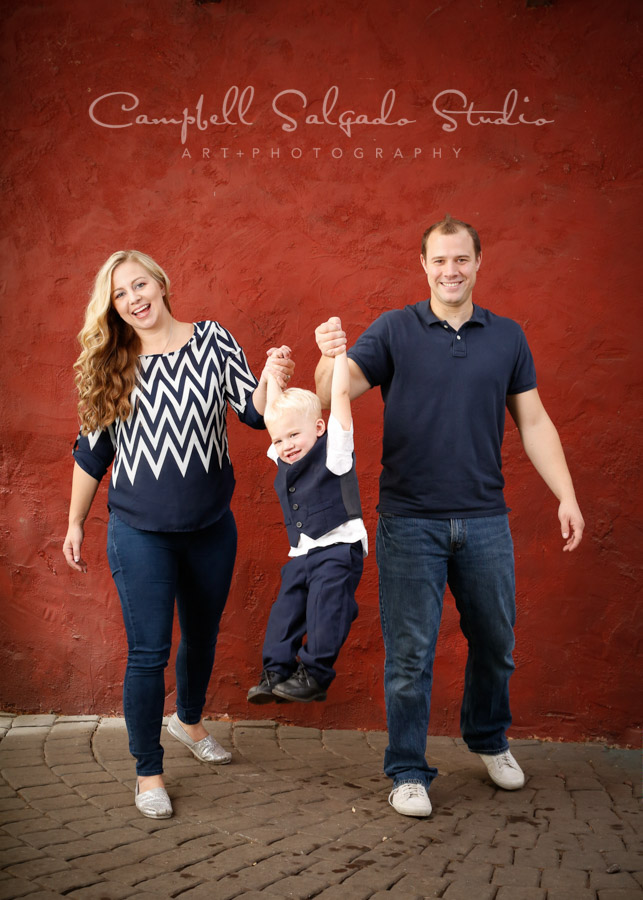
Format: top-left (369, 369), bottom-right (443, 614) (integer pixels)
top-left (73, 321), bottom-right (265, 532)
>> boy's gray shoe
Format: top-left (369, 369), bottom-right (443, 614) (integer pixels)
top-left (247, 669), bottom-right (289, 704)
top-left (271, 663), bottom-right (327, 702)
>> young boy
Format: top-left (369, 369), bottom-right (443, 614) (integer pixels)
top-left (248, 323), bottom-right (367, 703)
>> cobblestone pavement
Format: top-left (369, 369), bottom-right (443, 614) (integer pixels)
top-left (0, 714), bottom-right (640, 899)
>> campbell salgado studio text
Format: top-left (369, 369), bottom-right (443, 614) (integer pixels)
top-left (88, 87), bottom-right (555, 146)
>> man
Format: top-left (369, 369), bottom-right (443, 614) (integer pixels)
top-left (314, 214), bottom-right (584, 818)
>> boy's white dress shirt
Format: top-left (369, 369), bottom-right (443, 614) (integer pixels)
top-left (267, 414), bottom-right (368, 557)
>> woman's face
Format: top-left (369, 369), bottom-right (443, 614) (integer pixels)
top-left (111, 260), bottom-right (169, 332)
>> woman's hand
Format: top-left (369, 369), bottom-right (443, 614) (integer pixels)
top-left (63, 522), bottom-right (88, 573)
top-left (253, 345), bottom-right (296, 415)
top-left (263, 345), bottom-right (295, 389)
top-left (63, 464), bottom-right (100, 573)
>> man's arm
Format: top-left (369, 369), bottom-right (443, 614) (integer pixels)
top-left (315, 318), bottom-right (371, 409)
top-left (507, 388), bottom-right (585, 552)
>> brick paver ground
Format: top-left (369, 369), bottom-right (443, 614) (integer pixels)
top-left (0, 714), bottom-right (640, 899)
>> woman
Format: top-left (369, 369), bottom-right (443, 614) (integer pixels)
top-left (62, 250), bottom-right (292, 818)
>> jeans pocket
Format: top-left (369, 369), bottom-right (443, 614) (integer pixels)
top-left (377, 512), bottom-right (411, 560)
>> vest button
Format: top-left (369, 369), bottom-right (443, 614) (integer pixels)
top-left (292, 503), bottom-right (299, 510)
top-left (288, 487), bottom-right (296, 493)
top-left (296, 522), bottom-right (303, 528)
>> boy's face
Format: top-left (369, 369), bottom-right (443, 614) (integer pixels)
top-left (268, 410), bottom-right (326, 465)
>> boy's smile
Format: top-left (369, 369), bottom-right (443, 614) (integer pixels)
top-left (268, 410), bottom-right (326, 465)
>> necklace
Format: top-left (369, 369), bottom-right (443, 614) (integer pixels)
top-left (160, 319), bottom-right (174, 355)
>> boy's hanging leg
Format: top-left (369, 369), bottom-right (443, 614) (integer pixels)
top-left (297, 542), bottom-right (363, 688)
top-left (261, 556), bottom-right (309, 677)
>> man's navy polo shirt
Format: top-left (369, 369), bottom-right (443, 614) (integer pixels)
top-left (348, 301), bottom-right (537, 518)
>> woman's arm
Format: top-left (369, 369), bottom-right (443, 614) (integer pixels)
top-left (62, 463), bottom-right (101, 573)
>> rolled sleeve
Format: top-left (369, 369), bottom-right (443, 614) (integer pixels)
top-left (325, 414), bottom-right (355, 476)
top-left (72, 426), bottom-right (116, 481)
top-left (238, 388), bottom-right (265, 429)
top-left (223, 334), bottom-right (265, 430)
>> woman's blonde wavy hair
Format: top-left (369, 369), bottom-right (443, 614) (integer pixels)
top-left (74, 250), bottom-right (172, 434)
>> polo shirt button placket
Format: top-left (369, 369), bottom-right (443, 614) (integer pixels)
top-left (452, 332), bottom-right (467, 358)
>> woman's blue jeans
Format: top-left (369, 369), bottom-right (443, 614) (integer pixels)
top-left (106, 511), bottom-right (237, 776)
top-left (376, 513), bottom-right (516, 790)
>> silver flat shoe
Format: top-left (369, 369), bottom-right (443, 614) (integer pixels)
top-left (134, 781), bottom-right (173, 819)
top-left (167, 713), bottom-right (232, 765)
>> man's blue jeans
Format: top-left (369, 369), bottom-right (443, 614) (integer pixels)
top-left (106, 511), bottom-right (237, 776)
top-left (376, 513), bottom-right (516, 789)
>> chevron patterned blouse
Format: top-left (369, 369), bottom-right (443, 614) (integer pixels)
top-left (73, 321), bottom-right (265, 532)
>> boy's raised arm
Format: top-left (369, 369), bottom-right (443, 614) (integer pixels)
top-left (266, 367), bottom-right (283, 415)
top-left (330, 330), bottom-right (352, 432)
top-left (315, 318), bottom-right (371, 408)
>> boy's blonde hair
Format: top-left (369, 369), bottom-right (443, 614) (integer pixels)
top-left (264, 387), bottom-right (322, 429)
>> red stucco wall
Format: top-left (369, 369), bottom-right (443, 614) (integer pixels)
top-left (1, 0), bottom-right (640, 746)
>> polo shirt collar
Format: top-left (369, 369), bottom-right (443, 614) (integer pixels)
top-left (422, 300), bottom-right (487, 327)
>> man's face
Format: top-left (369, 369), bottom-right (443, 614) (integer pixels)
top-left (420, 229), bottom-right (481, 313)
top-left (268, 410), bottom-right (325, 465)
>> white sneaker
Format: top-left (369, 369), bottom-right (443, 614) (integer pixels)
top-left (478, 750), bottom-right (525, 790)
top-left (388, 782), bottom-right (432, 817)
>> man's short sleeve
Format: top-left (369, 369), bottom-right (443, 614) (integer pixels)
top-left (347, 312), bottom-right (395, 388)
top-left (507, 328), bottom-right (538, 396)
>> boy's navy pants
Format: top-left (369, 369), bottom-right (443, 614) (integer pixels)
top-left (262, 541), bottom-right (363, 688)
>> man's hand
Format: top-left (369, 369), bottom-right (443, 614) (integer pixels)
top-left (558, 498), bottom-right (585, 552)
top-left (315, 318), bottom-right (347, 358)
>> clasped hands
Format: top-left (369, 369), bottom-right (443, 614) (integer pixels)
top-left (315, 316), bottom-right (347, 358)
top-left (263, 345), bottom-right (295, 388)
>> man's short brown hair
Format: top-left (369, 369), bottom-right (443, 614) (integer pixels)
top-left (421, 214), bottom-right (481, 259)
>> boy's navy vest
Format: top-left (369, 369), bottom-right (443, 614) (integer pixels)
top-left (274, 432), bottom-right (362, 546)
